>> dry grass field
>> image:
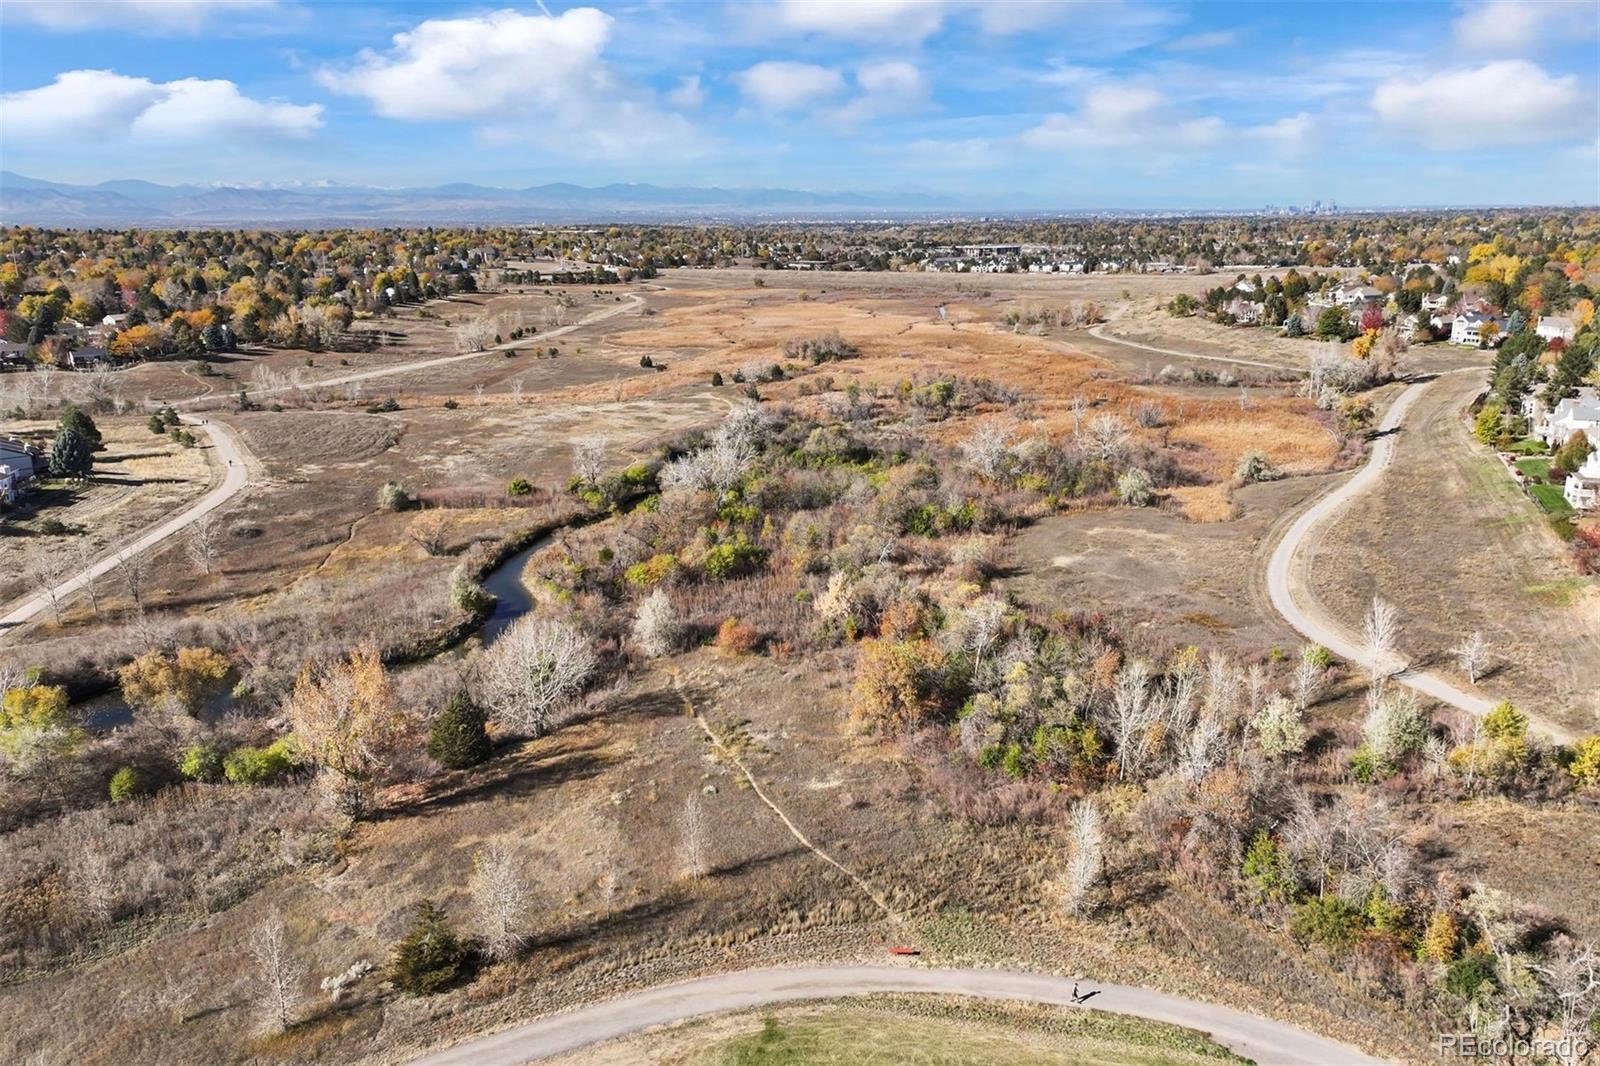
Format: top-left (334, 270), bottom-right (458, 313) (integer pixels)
top-left (0, 415), bottom-right (214, 605)
top-left (554, 997), bottom-right (1247, 1066)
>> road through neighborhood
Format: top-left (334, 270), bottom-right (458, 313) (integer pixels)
top-left (407, 964), bottom-right (1387, 1066)
top-left (0, 416), bottom-right (250, 637)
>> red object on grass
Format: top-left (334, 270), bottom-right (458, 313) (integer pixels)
top-left (888, 946), bottom-right (921, 956)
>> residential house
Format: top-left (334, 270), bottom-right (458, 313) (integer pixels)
top-left (55, 318), bottom-right (86, 343)
top-left (1333, 282), bottom-right (1383, 308)
top-left (0, 340), bottom-right (28, 367)
top-left (1421, 293), bottom-right (1451, 313)
top-left (1450, 310), bottom-right (1502, 347)
top-left (0, 464), bottom-right (18, 506)
top-left (101, 313), bottom-right (130, 330)
top-left (1226, 297), bottom-right (1263, 325)
top-left (0, 438), bottom-right (41, 483)
top-left (1536, 316), bottom-right (1575, 344)
top-left (68, 345), bottom-right (111, 370)
top-left (1565, 449), bottom-right (1600, 511)
top-left (1534, 388), bottom-right (1600, 446)
top-left (1234, 278), bottom-right (1258, 295)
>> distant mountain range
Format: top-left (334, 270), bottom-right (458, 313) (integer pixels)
top-left (0, 172), bottom-right (965, 226)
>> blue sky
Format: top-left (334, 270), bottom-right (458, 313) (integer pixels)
top-left (1, 0), bottom-right (1596, 208)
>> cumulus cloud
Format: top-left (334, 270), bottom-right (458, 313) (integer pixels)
top-left (1371, 60), bottom-right (1592, 148)
top-left (317, 7), bottom-right (705, 159)
top-left (1452, 0), bottom-right (1598, 54)
top-left (768, 0), bottom-right (1130, 42)
top-left (735, 61), bottom-right (846, 112)
top-left (831, 61), bottom-right (930, 123)
top-left (1020, 84), bottom-right (1225, 150)
top-left (1248, 111), bottom-right (1316, 152)
top-left (2, 0), bottom-right (283, 33)
top-left (667, 74), bottom-right (705, 110)
top-left (1, 69), bottom-right (321, 142)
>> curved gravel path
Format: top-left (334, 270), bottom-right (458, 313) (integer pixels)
top-left (407, 964), bottom-right (1386, 1066)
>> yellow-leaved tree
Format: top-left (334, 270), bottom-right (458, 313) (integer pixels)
top-left (287, 646), bottom-right (409, 820)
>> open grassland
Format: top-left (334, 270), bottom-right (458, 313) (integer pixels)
top-left (1309, 371), bottom-right (1600, 734)
top-left (555, 997), bottom-right (1246, 1066)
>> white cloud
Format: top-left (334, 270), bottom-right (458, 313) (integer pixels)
top-left (1020, 84), bottom-right (1225, 150)
top-left (1371, 60), bottom-right (1592, 148)
top-left (667, 74), bottom-right (705, 110)
top-left (2, 0), bottom-right (282, 34)
top-left (1166, 30), bottom-right (1237, 51)
top-left (1452, 0), bottom-right (1598, 54)
top-left (772, 0), bottom-right (948, 42)
top-left (1248, 112), bottom-right (1316, 152)
top-left (735, 61), bottom-right (846, 112)
top-left (132, 78), bottom-right (323, 140)
top-left (318, 7), bottom-right (705, 160)
top-left (1, 69), bottom-right (321, 142)
top-left (319, 8), bottom-right (614, 121)
top-left (831, 60), bottom-right (930, 122)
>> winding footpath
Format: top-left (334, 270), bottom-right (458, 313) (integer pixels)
top-left (0, 416), bottom-right (250, 637)
top-left (1088, 320), bottom-right (1288, 371)
top-left (3, 292), bottom-right (649, 640)
top-left (1265, 369), bottom-right (1573, 742)
top-left (408, 964), bottom-right (1386, 1065)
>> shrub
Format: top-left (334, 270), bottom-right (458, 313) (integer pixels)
top-left (624, 553), bottom-right (678, 588)
top-left (428, 691), bottom-right (493, 770)
top-left (118, 646), bottom-right (232, 717)
top-left (1290, 895), bottom-right (1363, 947)
top-left (1418, 911), bottom-right (1460, 962)
top-left (1568, 735), bottom-right (1600, 787)
top-left (1443, 952), bottom-right (1499, 998)
top-left (223, 738), bottom-right (298, 786)
top-left (178, 743), bottom-right (225, 783)
top-left (850, 636), bottom-right (949, 735)
top-left (715, 617), bottom-right (760, 655)
top-left (1234, 450), bottom-right (1283, 483)
top-left (1241, 831), bottom-right (1296, 904)
top-left (387, 900), bottom-right (476, 996)
top-left (1115, 468), bottom-right (1155, 506)
top-left (703, 533), bottom-right (766, 580)
top-left (366, 397), bottom-right (401, 413)
top-left (507, 476), bottom-right (533, 497)
top-left (109, 765), bottom-right (152, 803)
top-left (1484, 701), bottom-right (1528, 741)
top-left (782, 330), bottom-right (859, 365)
top-left (711, 371), bottom-right (724, 387)
top-left (147, 414), bottom-right (167, 435)
top-left (378, 481), bottom-right (415, 512)
top-left (1303, 644), bottom-right (1335, 670)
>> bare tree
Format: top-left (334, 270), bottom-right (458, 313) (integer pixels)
top-left (1361, 597), bottom-right (1404, 678)
top-left (452, 315), bottom-right (497, 353)
top-left (959, 596), bottom-right (1007, 675)
top-left (958, 420), bottom-right (1019, 481)
top-left (1453, 630), bottom-right (1491, 685)
top-left (118, 549), bottom-right (150, 618)
top-left (632, 588), bottom-right (682, 658)
top-left (478, 616), bottom-right (597, 737)
top-left (1293, 650), bottom-right (1323, 712)
top-left (571, 436), bottom-right (608, 485)
top-left (186, 512), bottom-right (221, 575)
top-left (29, 550), bottom-right (69, 625)
top-left (246, 910), bottom-right (305, 1033)
top-left (1069, 394), bottom-right (1089, 436)
top-left (1085, 413), bottom-right (1131, 462)
top-left (1063, 798), bottom-right (1104, 916)
top-left (680, 792), bottom-right (710, 880)
top-left (469, 841), bottom-right (530, 962)
top-left (70, 540), bottom-right (104, 618)
top-left (1532, 937), bottom-right (1599, 1066)
top-left (1105, 660), bottom-right (1161, 780)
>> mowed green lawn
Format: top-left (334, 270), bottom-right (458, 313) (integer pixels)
top-left (696, 1009), bottom-right (1246, 1066)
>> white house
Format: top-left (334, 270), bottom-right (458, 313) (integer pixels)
top-left (1564, 448), bottom-right (1600, 511)
top-left (1333, 282), bottom-right (1383, 307)
top-left (1226, 297), bottom-right (1263, 324)
top-left (1536, 316), bottom-right (1575, 343)
top-left (1451, 310), bottom-right (1502, 347)
top-left (1421, 293), bottom-right (1451, 313)
top-left (101, 313), bottom-right (130, 329)
top-left (1535, 388), bottom-right (1600, 446)
top-left (0, 464), bottom-right (18, 505)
